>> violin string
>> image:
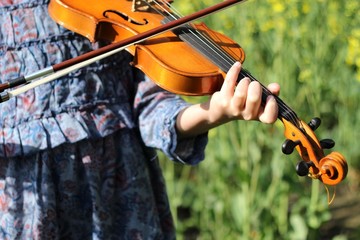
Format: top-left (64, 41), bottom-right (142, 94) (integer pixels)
top-left (152, 0), bottom-right (238, 73)
top-left (158, 1), bottom-right (237, 67)
top-left (148, 0), bottom-right (300, 125)
top-left (324, 184), bottom-right (336, 205)
top-left (153, 0), bottom-right (237, 69)
top-left (156, 0), bottom-right (252, 73)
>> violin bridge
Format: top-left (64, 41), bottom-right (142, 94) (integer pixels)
top-left (131, 0), bottom-right (138, 12)
top-left (132, 0), bottom-right (173, 13)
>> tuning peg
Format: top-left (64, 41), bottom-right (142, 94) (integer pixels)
top-left (308, 117), bottom-right (321, 131)
top-left (296, 161), bottom-right (313, 177)
top-left (282, 139), bottom-right (300, 155)
top-left (320, 138), bottom-right (335, 149)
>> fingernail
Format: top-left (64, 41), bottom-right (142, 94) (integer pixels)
top-left (267, 95), bottom-right (275, 102)
top-left (233, 61), bottom-right (241, 67)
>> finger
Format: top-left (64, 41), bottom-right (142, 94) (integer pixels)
top-left (233, 77), bottom-right (250, 109)
top-left (221, 61), bottom-right (241, 96)
top-left (267, 83), bottom-right (280, 96)
top-left (242, 81), bottom-right (262, 120)
top-left (258, 95), bottom-right (278, 123)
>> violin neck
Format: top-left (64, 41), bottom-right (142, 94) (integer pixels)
top-left (238, 69), bottom-right (299, 124)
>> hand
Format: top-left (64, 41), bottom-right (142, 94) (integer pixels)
top-left (176, 61), bottom-right (280, 138)
top-left (205, 61), bottom-right (280, 125)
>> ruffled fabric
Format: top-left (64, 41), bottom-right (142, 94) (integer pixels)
top-left (0, 2), bottom-right (135, 157)
top-left (0, 103), bottom-right (133, 156)
top-left (135, 77), bottom-right (208, 165)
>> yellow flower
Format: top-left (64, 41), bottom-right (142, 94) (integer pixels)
top-left (345, 1), bottom-right (360, 17)
top-left (346, 27), bottom-right (360, 82)
top-left (299, 69), bottom-right (313, 83)
top-left (302, 2), bottom-right (311, 14)
top-left (328, 16), bottom-right (341, 35)
top-left (261, 20), bottom-right (275, 32)
top-left (346, 33), bottom-right (360, 66)
top-left (289, 7), bottom-right (299, 18)
top-left (272, 2), bottom-right (285, 13)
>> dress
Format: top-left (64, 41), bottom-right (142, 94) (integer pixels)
top-left (0, 0), bottom-right (208, 239)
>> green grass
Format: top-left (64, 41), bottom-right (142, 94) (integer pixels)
top-left (159, 0), bottom-right (360, 239)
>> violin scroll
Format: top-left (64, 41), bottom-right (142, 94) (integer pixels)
top-left (281, 117), bottom-right (347, 186)
top-left (318, 151), bottom-right (348, 185)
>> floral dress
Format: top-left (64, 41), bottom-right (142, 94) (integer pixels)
top-left (0, 0), bottom-right (208, 239)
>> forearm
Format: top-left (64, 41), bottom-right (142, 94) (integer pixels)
top-left (176, 100), bottom-right (227, 139)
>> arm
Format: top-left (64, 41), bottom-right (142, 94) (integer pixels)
top-left (134, 70), bottom-right (208, 164)
top-left (176, 62), bottom-right (280, 139)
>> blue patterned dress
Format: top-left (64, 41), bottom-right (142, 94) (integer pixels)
top-left (0, 1), bottom-right (208, 239)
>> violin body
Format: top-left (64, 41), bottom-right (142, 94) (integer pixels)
top-left (48, 0), bottom-right (245, 95)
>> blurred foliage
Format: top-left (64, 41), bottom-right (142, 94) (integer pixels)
top-left (158, 0), bottom-right (360, 239)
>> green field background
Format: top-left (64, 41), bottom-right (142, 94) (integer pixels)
top-left (158, 0), bottom-right (360, 239)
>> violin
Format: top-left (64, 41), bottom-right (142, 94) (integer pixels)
top-left (49, 0), bottom-right (246, 95)
top-left (0, 0), bottom-right (348, 186)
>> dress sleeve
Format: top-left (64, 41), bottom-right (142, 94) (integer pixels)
top-left (133, 74), bottom-right (208, 165)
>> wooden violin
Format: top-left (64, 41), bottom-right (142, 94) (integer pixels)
top-left (48, 0), bottom-right (246, 95)
top-left (0, 0), bottom-right (348, 185)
